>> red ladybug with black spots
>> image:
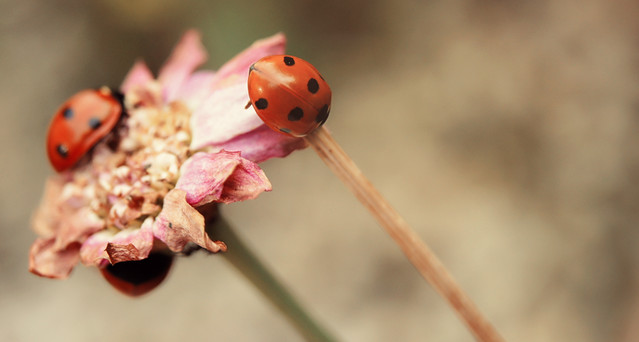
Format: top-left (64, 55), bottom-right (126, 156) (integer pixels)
top-left (248, 55), bottom-right (331, 137)
top-left (46, 87), bottom-right (124, 172)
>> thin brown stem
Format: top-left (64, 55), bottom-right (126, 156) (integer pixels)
top-left (305, 126), bottom-right (504, 342)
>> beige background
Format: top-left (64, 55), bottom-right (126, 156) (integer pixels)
top-left (2, 0), bottom-right (639, 341)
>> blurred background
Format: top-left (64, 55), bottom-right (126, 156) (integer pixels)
top-left (2, 0), bottom-right (639, 341)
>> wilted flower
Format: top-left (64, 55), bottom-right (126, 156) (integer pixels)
top-left (29, 30), bottom-right (306, 293)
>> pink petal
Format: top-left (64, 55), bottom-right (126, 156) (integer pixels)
top-left (120, 60), bottom-right (154, 94)
top-left (172, 33), bottom-right (285, 109)
top-left (158, 30), bottom-right (208, 102)
top-left (174, 71), bottom-right (217, 109)
top-left (31, 177), bottom-right (66, 238)
top-left (29, 238), bottom-right (81, 279)
top-left (153, 189), bottom-right (227, 253)
top-left (79, 231), bottom-right (113, 267)
top-left (212, 33), bottom-right (286, 84)
top-left (106, 219), bottom-right (154, 264)
top-left (122, 81), bottom-right (164, 109)
top-left (53, 207), bottom-right (104, 250)
top-left (190, 80), bottom-right (263, 149)
top-left (175, 151), bottom-right (272, 206)
top-left (213, 125), bottom-right (308, 163)
top-left (80, 218), bottom-right (155, 266)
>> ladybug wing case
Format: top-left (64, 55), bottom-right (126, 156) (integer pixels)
top-left (248, 55), bottom-right (331, 137)
top-left (47, 89), bottom-right (122, 172)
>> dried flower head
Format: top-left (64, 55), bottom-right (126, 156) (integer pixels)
top-left (29, 30), bottom-right (306, 291)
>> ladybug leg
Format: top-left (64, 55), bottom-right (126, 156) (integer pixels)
top-left (244, 100), bottom-right (252, 109)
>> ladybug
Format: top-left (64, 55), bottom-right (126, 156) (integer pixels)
top-left (248, 55), bottom-right (331, 137)
top-left (46, 87), bottom-right (124, 172)
top-left (100, 252), bottom-right (174, 297)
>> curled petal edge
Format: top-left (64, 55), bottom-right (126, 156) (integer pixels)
top-left (29, 238), bottom-right (81, 279)
top-left (153, 189), bottom-right (227, 253)
top-left (175, 150), bottom-right (272, 207)
top-left (79, 218), bottom-right (155, 267)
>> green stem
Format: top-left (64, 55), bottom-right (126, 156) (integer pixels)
top-left (209, 216), bottom-right (337, 342)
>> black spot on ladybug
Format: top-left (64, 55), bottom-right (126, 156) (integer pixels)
top-left (280, 128), bottom-right (292, 134)
top-left (255, 98), bottom-right (268, 110)
top-left (307, 78), bottom-right (319, 94)
top-left (315, 104), bottom-right (330, 125)
top-left (288, 107), bottom-right (304, 121)
top-left (62, 108), bottom-right (74, 119)
top-left (284, 56), bottom-right (295, 66)
top-left (88, 117), bottom-right (102, 130)
top-left (56, 144), bottom-right (69, 158)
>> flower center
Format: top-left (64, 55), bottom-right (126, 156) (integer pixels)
top-left (62, 98), bottom-right (193, 232)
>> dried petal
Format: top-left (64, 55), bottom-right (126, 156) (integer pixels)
top-left (29, 238), bottom-right (81, 279)
top-left (123, 81), bottom-right (164, 109)
top-left (153, 189), bottom-right (227, 253)
top-left (80, 230), bottom-right (114, 267)
top-left (213, 33), bottom-right (286, 84)
top-left (80, 218), bottom-right (154, 266)
top-left (105, 218), bottom-right (154, 264)
top-left (175, 151), bottom-right (271, 206)
top-left (54, 207), bottom-right (104, 249)
top-left (213, 124), bottom-right (308, 163)
top-left (174, 71), bottom-right (217, 110)
top-left (190, 80), bottom-right (263, 149)
top-left (158, 30), bottom-right (208, 102)
top-left (109, 200), bottom-right (141, 229)
top-left (120, 60), bottom-right (154, 94)
top-left (31, 177), bottom-right (66, 237)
